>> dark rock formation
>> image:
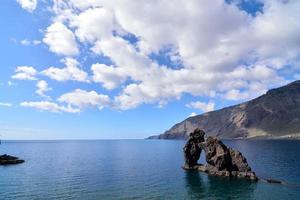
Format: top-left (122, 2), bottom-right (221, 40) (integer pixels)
top-left (201, 137), bottom-right (257, 180)
top-left (183, 128), bottom-right (205, 168)
top-left (183, 129), bottom-right (257, 181)
top-left (148, 80), bottom-right (300, 140)
top-left (266, 179), bottom-right (283, 184)
top-left (0, 154), bottom-right (24, 165)
top-left (204, 137), bottom-right (232, 171)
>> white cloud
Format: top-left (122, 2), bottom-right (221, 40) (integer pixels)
top-left (76, 0), bottom-right (298, 109)
top-left (16, 0), bottom-right (300, 111)
top-left (20, 39), bottom-right (41, 46)
top-left (43, 22), bottom-right (79, 56)
top-left (20, 101), bottom-right (80, 113)
top-left (229, 64), bottom-right (277, 82)
top-left (0, 102), bottom-right (12, 107)
top-left (42, 58), bottom-right (89, 82)
top-left (36, 80), bottom-right (51, 97)
top-left (186, 101), bottom-right (215, 113)
top-left (32, 40), bottom-right (41, 45)
top-left (91, 36), bottom-right (151, 80)
top-left (223, 82), bottom-right (269, 101)
top-left (223, 89), bottom-right (248, 101)
top-left (58, 89), bottom-right (110, 110)
top-left (189, 112), bottom-right (197, 117)
top-left (20, 39), bottom-right (30, 45)
top-left (16, 0), bottom-right (37, 12)
top-left (11, 66), bottom-right (37, 80)
top-left (91, 63), bottom-right (126, 90)
top-left (70, 7), bottom-right (115, 43)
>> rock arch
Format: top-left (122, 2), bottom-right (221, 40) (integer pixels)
top-left (183, 129), bottom-right (257, 181)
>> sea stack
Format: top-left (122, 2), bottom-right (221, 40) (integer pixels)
top-left (183, 129), bottom-right (258, 181)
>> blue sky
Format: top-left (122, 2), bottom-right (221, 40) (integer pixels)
top-left (1, 0), bottom-right (299, 139)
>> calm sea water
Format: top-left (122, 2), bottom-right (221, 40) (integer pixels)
top-left (0, 140), bottom-right (299, 200)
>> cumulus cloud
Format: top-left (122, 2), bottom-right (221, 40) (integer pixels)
top-left (43, 22), bottom-right (79, 56)
top-left (36, 80), bottom-right (51, 97)
top-left (16, 0), bottom-right (37, 12)
top-left (58, 89), bottom-right (110, 110)
top-left (11, 66), bottom-right (37, 80)
top-left (70, 7), bottom-right (116, 43)
top-left (20, 101), bottom-right (80, 113)
top-left (42, 58), bottom-right (89, 82)
top-left (16, 0), bottom-right (300, 111)
top-left (223, 81), bottom-right (269, 101)
top-left (69, 0), bottom-right (299, 108)
top-left (186, 101), bottom-right (215, 113)
top-left (91, 63), bottom-right (127, 90)
top-left (20, 89), bottom-right (110, 113)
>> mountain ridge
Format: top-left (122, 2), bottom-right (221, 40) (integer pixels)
top-left (148, 80), bottom-right (300, 140)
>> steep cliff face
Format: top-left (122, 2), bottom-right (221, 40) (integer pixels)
top-left (149, 80), bottom-right (300, 139)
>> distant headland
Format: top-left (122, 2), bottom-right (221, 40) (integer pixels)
top-left (148, 80), bottom-right (300, 140)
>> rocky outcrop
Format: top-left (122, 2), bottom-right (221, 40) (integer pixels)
top-left (201, 137), bottom-right (257, 180)
top-left (183, 128), bottom-right (205, 168)
top-left (182, 129), bottom-right (257, 181)
top-left (148, 80), bottom-right (300, 139)
top-left (0, 154), bottom-right (25, 165)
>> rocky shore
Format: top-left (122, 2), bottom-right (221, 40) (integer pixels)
top-left (0, 154), bottom-right (25, 165)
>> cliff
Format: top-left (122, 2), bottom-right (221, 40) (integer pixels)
top-left (149, 80), bottom-right (300, 139)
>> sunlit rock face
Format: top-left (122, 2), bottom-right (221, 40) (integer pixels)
top-left (152, 80), bottom-right (300, 140)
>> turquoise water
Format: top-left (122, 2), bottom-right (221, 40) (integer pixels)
top-left (0, 140), bottom-right (299, 199)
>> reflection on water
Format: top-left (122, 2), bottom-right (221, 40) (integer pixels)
top-left (185, 171), bottom-right (206, 199)
top-left (185, 171), bottom-right (257, 200)
top-left (206, 175), bottom-right (257, 199)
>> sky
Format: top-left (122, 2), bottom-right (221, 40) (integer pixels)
top-left (0, 0), bottom-right (300, 139)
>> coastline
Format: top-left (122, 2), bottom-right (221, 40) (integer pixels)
top-left (146, 136), bottom-right (300, 140)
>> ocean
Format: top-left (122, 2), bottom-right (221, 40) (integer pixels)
top-left (0, 140), bottom-right (299, 199)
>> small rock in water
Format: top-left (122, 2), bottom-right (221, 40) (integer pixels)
top-left (0, 154), bottom-right (25, 165)
top-left (266, 179), bottom-right (283, 184)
